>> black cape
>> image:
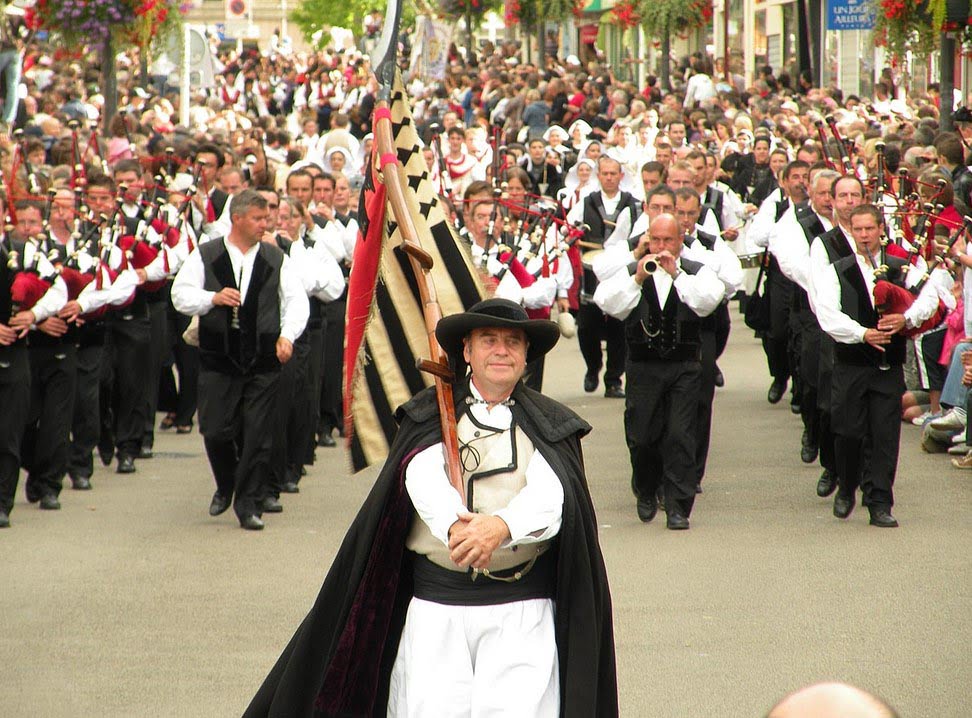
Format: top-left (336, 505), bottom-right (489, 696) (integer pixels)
top-left (243, 380), bottom-right (618, 717)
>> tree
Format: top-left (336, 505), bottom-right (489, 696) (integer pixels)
top-left (637, 0), bottom-right (712, 90)
top-left (290, 0), bottom-right (417, 46)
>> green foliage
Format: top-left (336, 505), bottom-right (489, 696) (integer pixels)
top-left (637, 0), bottom-right (711, 36)
top-left (290, 0), bottom-right (416, 46)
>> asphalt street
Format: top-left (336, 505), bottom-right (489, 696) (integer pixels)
top-left (3, 310), bottom-right (970, 717)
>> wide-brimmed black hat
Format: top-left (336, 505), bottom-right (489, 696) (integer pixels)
top-left (435, 298), bottom-right (560, 365)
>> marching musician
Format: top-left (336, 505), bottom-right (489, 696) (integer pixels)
top-left (593, 213), bottom-right (724, 529)
top-left (264, 193), bottom-right (345, 505)
top-left (566, 156), bottom-right (641, 397)
top-left (771, 167), bottom-right (841, 495)
top-left (673, 187), bottom-right (743, 489)
top-left (171, 189), bottom-right (308, 531)
top-left (749, 160), bottom-right (810, 407)
top-left (188, 144), bottom-right (233, 242)
top-left (809, 203), bottom-right (941, 527)
top-left (1, 221), bottom-right (70, 527)
top-left (7, 201), bottom-right (69, 512)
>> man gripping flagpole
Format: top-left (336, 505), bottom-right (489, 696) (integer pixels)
top-left (243, 2), bottom-right (617, 715)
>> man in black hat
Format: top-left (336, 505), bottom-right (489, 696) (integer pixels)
top-left (244, 298), bottom-right (617, 717)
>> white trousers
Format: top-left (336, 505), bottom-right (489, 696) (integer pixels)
top-left (387, 597), bottom-right (559, 718)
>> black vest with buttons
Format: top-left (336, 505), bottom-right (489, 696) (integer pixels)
top-left (198, 240), bottom-right (284, 375)
top-left (624, 257), bottom-right (706, 362)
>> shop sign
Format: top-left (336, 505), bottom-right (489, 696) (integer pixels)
top-left (826, 0), bottom-right (874, 30)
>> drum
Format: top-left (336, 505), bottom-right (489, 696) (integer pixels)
top-left (580, 248), bottom-right (603, 303)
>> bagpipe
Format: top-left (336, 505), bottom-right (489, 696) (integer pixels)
top-left (4, 235), bottom-right (58, 316)
top-left (868, 213), bottom-right (970, 339)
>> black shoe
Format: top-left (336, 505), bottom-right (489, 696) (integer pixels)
top-left (116, 455), bottom-right (136, 474)
top-left (209, 493), bottom-right (231, 516)
top-left (0, 510), bottom-right (9, 528)
top-left (98, 444), bottom-right (114, 466)
top-left (816, 470), bottom-right (838, 497)
top-left (767, 379), bottom-right (786, 404)
top-left (833, 491), bottom-right (855, 519)
top-left (137, 446), bottom-right (153, 460)
top-left (281, 481), bottom-right (300, 494)
top-left (39, 494), bottom-right (61, 511)
top-left (869, 508), bottom-right (899, 528)
top-left (240, 515), bottom-right (265, 531)
top-left (262, 496), bottom-right (283, 513)
top-left (790, 402), bottom-right (801, 415)
top-left (71, 475), bottom-right (92, 491)
top-left (666, 511), bottom-right (690, 530)
top-left (300, 466), bottom-right (308, 476)
top-left (175, 424), bottom-right (193, 434)
top-left (714, 367), bottom-right (725, 388)
top-left (318, 432), bottom-right (336, 448)
top-left (604, 385), bottom-right (625, 399)
top-left (583, 372), bottom-right (599, 393)
top-left (636, 496), bottom-right (657, 523)
top-left (695, 483), bottom-right (703, 494)
top-left (801, 430), bottom-right (819, 464)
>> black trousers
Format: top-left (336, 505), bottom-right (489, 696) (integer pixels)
top-left (0, 344), bottom-right (30, 515)
top-left (695, 329), bottom-right (717, 484)
top-left (831, 361), bottom-right (904, 509)
top-left (762, 268), bottom-right (792, 381)
top-left (524, 355), bottom-right (545, 392)
top-left (303, 325), bottom-right (324, 466)
top-left (199, 369), bottom-right (279, 521)
top-left (576, 302), bottom-right (626, 387)
top-left (141, 299), bottom-right (170, 449)
top-left (269, 337), bottom-right (310, 496)
top-left (68, 341), bottom-right (105, 480)
top-left (624, 358), bottom-right (701, 516)
top-left (320, 298), bottom-right (346, 435)
top-left (169, 310), bottom-right (200, 427)
top-left (108, 316), bottom-right (152, 459)
top-left (714, 301), bottom-right (731, 360)
top-left (23, 344), bottom-right (77, 501)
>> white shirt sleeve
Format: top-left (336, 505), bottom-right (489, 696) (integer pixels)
top-left (31, 276), bottom-right (68, 323)
top-left (810, 257), bottom-right (867, 344)
top-left (310, 221), bottom-right (348, 263)
top-left (278, 254), bottom-right (309, 343)
top-left (770, 209), bottom-right (811, 290)
top-left (593, 270), bottom-right (642, 320)
top-left (593, 243), bottom-right (636, 281)
top-left (492, 447), bottom-right (563, 544)
top-left (748, 194), bottom-right (779, 249)
top-left (170, 248), bottom-right (215, 316)
top-left (676, 265), bottom-right (726, 317)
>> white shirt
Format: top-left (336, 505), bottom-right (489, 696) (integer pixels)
top-left (290, 236), bottom-right (346, 302)
top-left (684, 225), bottom-right (744, 300)
top-left (748, 188), bottom-right (785, 249)
top-left (771, 206), bottom-right (832, 291)
top-left (593, 258), bottom-right (725, 321)
top-left (404, 381), bottom-right (563, 548)
top-left (812, 248), bottom-right (940, 344)
top-left (170, 237), bottom-right (309, 343)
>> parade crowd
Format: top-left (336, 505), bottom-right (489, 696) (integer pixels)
top-left (2, 18), bottom-right (971, 536)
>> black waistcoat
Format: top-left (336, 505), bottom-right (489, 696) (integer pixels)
top-left (624, 257), bottom-right (705, 362)
top-left (581, 191), bottom-right (641, 246)
top-left (198, 240), bottom-right (284, 375)
top-left (832, 253), bottom-right (908, 367)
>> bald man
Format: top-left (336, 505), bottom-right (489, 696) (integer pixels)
top-left (767, 682), bottom-right (899, 718)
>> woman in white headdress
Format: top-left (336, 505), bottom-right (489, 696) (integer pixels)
top-left (567, 119), bottom-right (592, 152)
top-left (355, 133), bottom-right (374, 178)
top-left (324, 146), bottom-right (357, 178)
top-left (557, 157), bottom-right (599, 212)
top-left (542, 125), bottom-right (570, 156)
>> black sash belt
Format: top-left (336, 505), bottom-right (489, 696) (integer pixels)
top-left (411, 548), bottom-right (556, 606)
